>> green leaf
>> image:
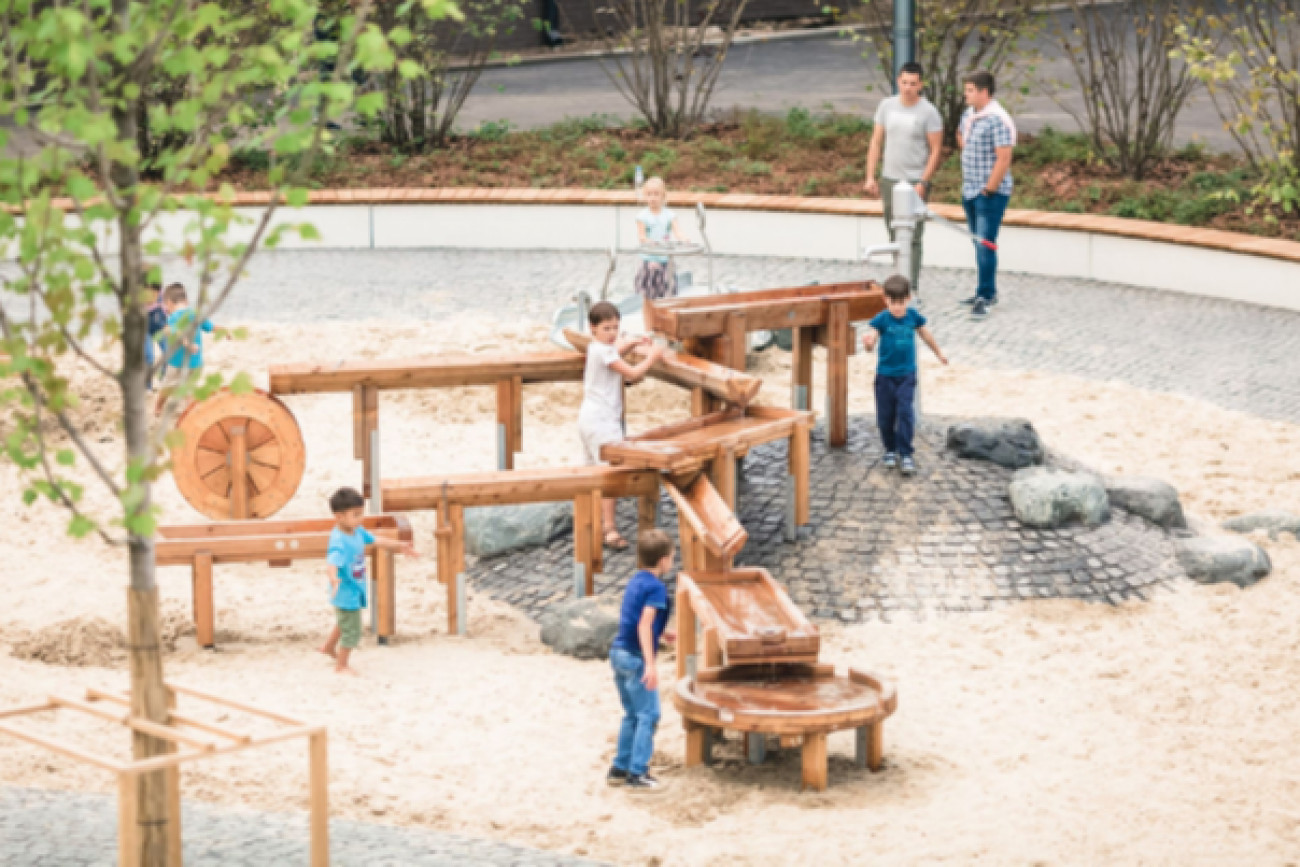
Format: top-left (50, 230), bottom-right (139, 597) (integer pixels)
top-left (55, 449), bottom-right (76, 466)
top-left (68, 514), bottom-right (96, 538)
top-left (228, 372), bottom-right (254, 395)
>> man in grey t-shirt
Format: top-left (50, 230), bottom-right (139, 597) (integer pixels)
top-left (864, 61), bottom-right (944, 294)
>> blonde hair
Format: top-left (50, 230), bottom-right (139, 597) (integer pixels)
top-left (643, 176), bottom-right (666, 194)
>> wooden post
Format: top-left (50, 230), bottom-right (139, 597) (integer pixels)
top-left (723, 313), bottom-right (748, 371)
top-left (791, 420), bottom-right (811, 527)
top-left (495, 378), bottom-right (522, 470)
top-left (637, 482), bottom-right (658, 532)
top-left (309, 729), bottom-right (329, 867)
top-left (574, 494), bottom-right (593, 598)
top-left (685, 723), bottom-right (708, 767)
top-left (448, 504), bottom-right (464, 635)
top-left (827, 301), bottom-right (850, 447)
top-left (357, 385), bottom-right (378, 497)
top-left (690, 386), bottom-right (707, 418)
top-left (588, 490), bottom-right (602, 592)
top-left (801, 732), bottom-right (828, 791)
top-left (164, 688), bottom-right (182, 867)
top-left (229, 424), bottom-right (249, 520)
top-left (703, 627), bottom-right (722, 670)
top-left (375, 548), bottom-right (395, 644)
top-left (709, 447), bottom-right (737, 512)
top-left (676, 583), bottom-right (696, 681)
top-left (867, 721), bottom-right (884, 772)
top-left (193, 552), bottom-right (214, 649)
top-left (792, 326), bottom-right (814, 411)
top-left (117, 772), bottom-right (139, 867)
top-left (352, 385), bottom-right (366, 461)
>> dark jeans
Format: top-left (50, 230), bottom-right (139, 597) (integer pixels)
top-left (962, 192), bottom-right (1010, 300)
top-left (874, 372), bottom-right (917, 457)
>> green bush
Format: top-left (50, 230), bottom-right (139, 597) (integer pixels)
top-left (784, 108), bottom-right (820, 141)
top-left (474, 120), bottom-right (512, 142)
top-left (1020, 128), bottom-right (1095, 167)
top-left (231, 147), bottom-right (270, 173)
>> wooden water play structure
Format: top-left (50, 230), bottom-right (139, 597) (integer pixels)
top-left (0, 682), bottom-right (329, 865)
top-left (156, 515), bottom-right (413, 648)
top-left (643, 280), bottom-right (884, 445)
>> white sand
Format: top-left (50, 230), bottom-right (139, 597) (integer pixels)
top-left (1, 320), bottom-right (1298, 864)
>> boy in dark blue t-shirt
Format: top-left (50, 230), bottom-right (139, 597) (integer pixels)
top-left (863, 275), bottom-right (948, 475)
top-left (607, 529), bottom-right (676, 791)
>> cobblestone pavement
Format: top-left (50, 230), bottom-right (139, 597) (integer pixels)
top-left (0, 786), bottom-right (606, 867)
top-left (473, 415), bottom-right (1189, 622)
top-left (222, 249), bottom-right (1300, 424)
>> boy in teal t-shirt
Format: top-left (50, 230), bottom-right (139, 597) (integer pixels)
top-left (154, 282), bottom-right (221, 415)
top-left (862, 275), bottom-right (948, 476)
top-left (320, 487), bottom-right (417, 676)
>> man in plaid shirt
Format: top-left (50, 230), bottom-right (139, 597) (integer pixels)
top-left (957, 71), bottom-right (1016, 319)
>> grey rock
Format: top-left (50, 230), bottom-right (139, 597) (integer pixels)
top-left (464, 502), bottom-right (573, 558)
top-left (1104, 476), bottom-right (1187, 529)
top-left (1008, 467), bottom-right (1110, 528)
top-left (947, 418), bottom-right (1044, 469)
top-left (539, 596), bottom-right (621, 660)
top-left (1221, 509), bottom-right (1300, 540)
top-left (1176, 536), bottom-right (1272, 587)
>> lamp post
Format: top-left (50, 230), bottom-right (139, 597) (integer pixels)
top-left (893, 0), bottom-right (916, 89)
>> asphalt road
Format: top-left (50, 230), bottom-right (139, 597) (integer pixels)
top-left (461, 22), bottom-right (1238, 152)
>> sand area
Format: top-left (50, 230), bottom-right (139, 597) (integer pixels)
top-left (1, 315), bottom-right (1298, 865)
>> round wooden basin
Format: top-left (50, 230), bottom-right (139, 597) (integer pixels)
top-left (673, 662), bottom-right (896, 736)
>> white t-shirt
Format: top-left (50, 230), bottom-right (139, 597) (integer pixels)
top-left (578, 341), bottom-right (624, 432)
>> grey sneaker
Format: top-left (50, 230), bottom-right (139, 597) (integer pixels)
top-left (971, 299), bottom-right (991, 319)
top-left (606, 767), bottom-right (629, 787)
top-left (900, 456), bottom-right (917, 476)
top-left (626, 773), bottom-right (664, 792)
top-left (882, 452), bottom-right (899, 469)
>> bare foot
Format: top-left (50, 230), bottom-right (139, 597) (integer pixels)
top-left (335, 665), bottom-right (359, 677)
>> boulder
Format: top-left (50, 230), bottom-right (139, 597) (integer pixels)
top-left (464, 502), bottom-right (573, 558)
top-left (1221, 509), bottom-right (1300, 540)
top-left (947, 418), bottom-right (1044, 469)
top-left (539, 597), bottom-right (622, 660)
top-left (1176, 536), bottom-right (1271, 588)
top-left (1008, 467), bottom-right (1110, 528)
top-left (1104, 476), bottom-right (1187, 529)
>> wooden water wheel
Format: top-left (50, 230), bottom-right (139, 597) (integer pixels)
top-left (172, 389), bottom-right (305, 520)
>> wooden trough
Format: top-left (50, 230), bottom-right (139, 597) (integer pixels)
top-left (156, 515), bottom-right (413, 649)
top-left (642, 280), bottom-right (885, 445)
top-left (0, 682), bottom-right (329, 866)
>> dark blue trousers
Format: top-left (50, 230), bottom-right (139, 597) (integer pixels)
top-left (875, 372), bottom-right (917, 457)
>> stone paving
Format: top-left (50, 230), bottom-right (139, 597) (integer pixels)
top-left (473, 414), bottom-right (1188, 622)
top-left (222, 249), bottom-right (1300, 424)
top-left (0, 786), bottom-right (606, 867)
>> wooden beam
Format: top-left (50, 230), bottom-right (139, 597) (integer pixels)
top-left (665, 474), bottom-right (746, 560)
top-left (158, 515), bottom-right (411, 541)
top-left (0, 720), bottom-right (126, 772)
top-left (270, 352), bottom-right (585, 394)
top-left (563, 329), bottom-right (761, 408)
top-left (166, 682), bottom-right (307, 727)
top-left (156, 526), bottom-right (409, 567)
top-left (644, 281), bottom-right (885, 339)
top-left (722, 313), bottom-right (747, 371)
top-left (229, 423), bottom-right (249, 520)
top-left (382, 465), bottom-right (660, 512)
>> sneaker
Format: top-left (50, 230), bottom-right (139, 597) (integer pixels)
top-left (625, 773), bottom-right (664, 792)
top-left (900, 456), bottom-right (916, 475)
top-left (960, 294), bottom-right (980, 306)
top-left (882, 452), bottom-right (898, 469)
top-left (606, 767), bottom-right (629, 787)
top-left (971, 299), bottom-right (991, 319)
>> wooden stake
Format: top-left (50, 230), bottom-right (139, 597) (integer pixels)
top-left (792, 326), bottom-right (814, 411)
top-left (447, 504), bottom-right (464, 635)
top-left (588, 490), bottom-right (602, 592)
top-left (118, 773), bottom-right (139, 867)
top-left (827, 301), bottom-right (849, 447)
top-left (193, 553), bottom-right (214, 649)
top-left (309, 730), bottom-right (329, 867)
top-left (637, 483), bottom-right (658, 532)
top-left (510, 375), bottom-right (523, 454)
top-left (495, 379), bottom-right (515, 471)
top-left (359, 386), bottom-right (378, 497)
top-left (867, 721), bottom-right (884, 772)
top-left (375, 549), bottom-right (395, 644)
top-left (574, 494), bottom-right (593, 597)
top-left (723, 313), bottom-right (748, 371)
top-left (801, 732), bottom-right (828, 791)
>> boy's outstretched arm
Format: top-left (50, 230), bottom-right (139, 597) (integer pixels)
top-left (918, 326), bottom-right (949, 365)
top-left (612, 343), bottom-right (665, 384)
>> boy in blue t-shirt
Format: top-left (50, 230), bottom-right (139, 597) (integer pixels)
top-left (862, 275), bottom-right (948, 476)
top-left (320, 487), bottom-right (417, 676)
top-left (607, 529), bottom-right (676, 791)
top-left (142, 271), bottom-right (167, 392)
top-left (154, 283), bottom-right (223, 415)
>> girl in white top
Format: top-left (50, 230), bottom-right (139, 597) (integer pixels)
top-left (579, 301), bottom-right (664, 549)
top-left (634, 176), bottom-right (690, 300)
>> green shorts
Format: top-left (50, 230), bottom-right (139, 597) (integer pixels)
top-left (335, 607), bottom-right (362, 649)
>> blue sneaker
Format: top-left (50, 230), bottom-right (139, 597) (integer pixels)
top-left (882, 452), bottom-right (899, 469)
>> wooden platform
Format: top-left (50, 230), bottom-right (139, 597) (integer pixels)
top-left (156, 516), bottom-right (412, 649)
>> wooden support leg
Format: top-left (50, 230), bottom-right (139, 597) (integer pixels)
top-left (867, 721), bottom-right (884, 772)
top-left (801, 732), bottom-right (828, 792)
top-left (827, 301), bottom-right (850, 448)
top-left (440, 505), bottom-right (465, 635)
top-left (589, 490), bottom-right (602, 587)
top-left (685, 723), bottom-right (708, 767)
top-left (792, 326), bottom-right (814, 411)
top-left (676, 584), bottom-right (696, 682)
top-left (638, 487), bottom-right (658, 532)
top-left (229, 424), bottom-right (248, 520)
top-left (510, 375), bottom-right (523, 455)
top-left (574, 495), bottom-right (593, 598)
top-left (355, 385), bottom-right (378, 497)
top-left (791, 421), bottom-right (811, 527)
top-left (723, 312), bottom-right (748, 371)
top-left (118, 773), bottom-right (139, 867)
top-left (164, 688), bottom-right (182, 867)
top-left (193, 553), bottom-right (214, 649)
top-left (689, 386), bottom-right (707, 418)
top-left (309, 730), bottom-right (329, 867)
top-left (703, 627), bottom-right (722, 670)
top-left (709, 447), bottom-right (738, 512)
top-left (495, 377), bottom-right (523, 470)
top-left (375, 548), bottom-right (395, 645)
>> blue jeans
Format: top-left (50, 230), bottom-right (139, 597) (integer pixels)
top-left (962, 193), bottom-right (1010, 300)
top-left (875, 372), bottom-right (917, 457)
top-left (610, 646), bottom-right (660, 776)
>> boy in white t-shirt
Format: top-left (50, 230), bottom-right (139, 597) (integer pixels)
top-left (580, 301), bottom-right (664, 549)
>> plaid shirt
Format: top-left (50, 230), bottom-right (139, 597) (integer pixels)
top-left (960, 109), bottom-right (1015, 199)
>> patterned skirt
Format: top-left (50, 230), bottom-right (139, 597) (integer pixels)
top-left (634, 260), bottom-right (677, 300)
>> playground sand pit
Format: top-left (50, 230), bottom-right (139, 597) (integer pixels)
top-left (1, 319), bottom-right (1299, 864)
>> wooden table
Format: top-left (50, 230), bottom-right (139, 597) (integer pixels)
top-left (643, 281), bottom-right (885, 446)
top-left (156, 515), bottom-right (412, 649)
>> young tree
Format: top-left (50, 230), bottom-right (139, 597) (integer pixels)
top-left (581, 0), bottom-right (751, 138)
top-left (0, 0), bottom-right (449, 862)
top-left (374, 0), bottom-right (527, 151)
top-left (845, 0), bottom-right (1043, 147)
top-left (1048, 0), bottom-right (1206, 180)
